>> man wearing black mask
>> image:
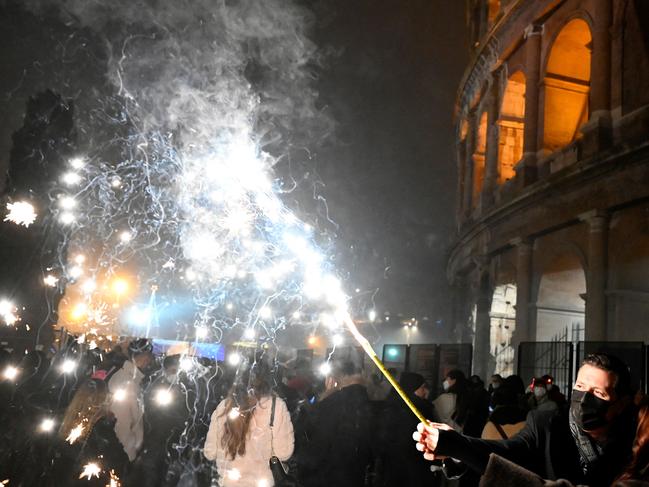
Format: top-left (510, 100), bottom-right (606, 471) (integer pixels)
top-left (412, 353), bottom-right (638, 487)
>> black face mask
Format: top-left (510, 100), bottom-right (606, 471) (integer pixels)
top-left (570, 389), bottom-right (611, 431)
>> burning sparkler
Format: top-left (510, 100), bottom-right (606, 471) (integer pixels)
top-left (79, 462), bottom-right (101, 480)
top-left (4, 201), bottom-right (37, 227)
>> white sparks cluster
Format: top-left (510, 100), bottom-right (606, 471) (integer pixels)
top-left (79, 462), bottom-right (101, 480)
top-left (4, 201), bottom-right (37, 227)
top-left (0, 300), bottom-right (19, 326)
top-left (66, 422), bottom-right (85, 444)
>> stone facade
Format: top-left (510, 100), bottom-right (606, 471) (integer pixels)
top-left (450, 0), bottom-right (649, 379)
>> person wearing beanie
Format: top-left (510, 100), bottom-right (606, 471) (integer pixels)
top-left (377, 371), bottom-right (439, 487)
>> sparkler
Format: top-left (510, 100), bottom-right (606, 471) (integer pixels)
top-left (2, 366), bottom-right (18, 381)
top-left (79, 462), bottom-right (101, 480)
top-left (4, 201), bottom-right (37, 227)
top-left (66, 422), bottom-right (85, 444)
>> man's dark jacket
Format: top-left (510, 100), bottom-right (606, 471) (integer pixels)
top-left (297, 383), bottom-right (373, 487)
top-left (436, 406), bottom-right (637, 487)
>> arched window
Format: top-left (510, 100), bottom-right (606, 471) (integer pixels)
top-left (498, 71), bottom-right (525, 183)
top-left (543, 19), bottom-right (592, 152)
top-left (488, 0), bottom-right (501, 26)
top-left (472, 112), bottom-right (488, 208)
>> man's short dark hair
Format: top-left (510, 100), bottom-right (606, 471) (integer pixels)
top-left (582, 352), bottom-right (633, 398)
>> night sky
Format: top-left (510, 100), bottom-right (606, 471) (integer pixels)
top-left (0, 0), bottom-right (467, 342)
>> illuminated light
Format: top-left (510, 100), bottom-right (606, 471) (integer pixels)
top-left (185, 269), bottom-right (197, 281)
top-left (236, 270), bottom-right (247, 279)
top-left (222, 207), bottom-right (252, 235)
top-left (68, 157), bottom-right (85, 169)
top-left (4, 201), bottom-right (37, 227)
top-left (74, 254), bottom-right (86, 265)
top-left (88, 340), bottom-right (98, 350)
top-left (0, 300), bottom-right (18, 326)
top-left (81, 279), bottom-right (96, 294)
top-left (227, 352), bottom-right (241, 366)
top-left (113, 389), bottom-right (127, 402)
top-left (39, 418), bottom-right (56, 433)
top-left (61, 359), bottom-right (77, 374)
top-left (62, 171), bottom-right (82, 186)
top-left (3, 366), bottom-right (18, 380)
top-left (43, 275), bottom-right (59, 287)
top-left (59, 211), bottom-right (76, 225)
top-left (355, 288), bottom-right (361, 293)
top-left (226, 302), bottom-right (234, 311)
top-left (186, 232), bottom-right (221, 261)
top-left (59, 196), bottom-right (76, 210)
top-left (228, 407), bottom-right (240, 420)
top-left (128, 306), bottom-right (151, 326)
top-left (179, 357), bottom-right (193, 372)
top-left (70, 302), bottom-right (87, 321)
top-left (111, 176), bottom-right (122, 188)
top-left (155, 389), bottom-right (173, 406)
top-left (332, 334), bottom-right (344, 346)
top-left (259, 306), bottom-right (272, 319)
top-left (227, 469), bottom-right (242, 481)
top-left (319, 362), bottom-right (332, 376)
top-left (258, 480), bottom-right (270, 487)
top-left (303, 223), bottom-right (312, 232)
top-left (195, 327), bottom-right (208, 339)
top-left (307, 335), bottom-right (317, 346)
top-left (79, 462), bottom-right (101, 480)
top-left (292, 311), bottom-right (301, 320)
top-left (112, 278), bottom-right (129, 296)
top-left (223, 264), bottom-right (237, 277)
top-left (119, 231), bottom-right (132, 243)
top-left (387, 348), bottom-right (399, 358)
top-left (368, 310), bottom-right (377, 322)
top-left (243, 328), bottom-right (255, 340)
top-left (77, 334), bottom-right (86, 344)
top-left (255, 271), bottom-right (274, 290)
top-left (69, 266), bottom-right (83, 279)
top-left (321, 313), bottom-right (339, 330)
top-left (66, 423), bottom-right (85, 444)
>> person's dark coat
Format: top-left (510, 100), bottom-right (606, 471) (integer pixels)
top-left (479, 453), bottom-right (649, 487)
top-left (297, 383), bottom-right (373, 487)
top-left (51, 416), bottom-right (129, 487)
top-left (436, 405), bottom-right (637, 487)
top-left (378, 391), bottom-right (438, 487)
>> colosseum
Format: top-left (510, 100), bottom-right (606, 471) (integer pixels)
top-left (449, 0), bottom-right (649, 387)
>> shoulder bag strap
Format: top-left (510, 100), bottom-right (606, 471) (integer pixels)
top-left (493, 422), bottom-right (509, 440)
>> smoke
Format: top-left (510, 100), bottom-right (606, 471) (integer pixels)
top-left (18, 0), bottom-right (342, 342)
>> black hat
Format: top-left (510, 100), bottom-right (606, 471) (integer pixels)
top-left (400, 372), bottom-right (426, 395)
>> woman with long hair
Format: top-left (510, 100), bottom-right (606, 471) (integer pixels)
top-left (204, 360), bottom-right (294, 487)
top-left (52, 378), bottom-right (129, 486)
top-left (616, 403), bottom-right (649, 484)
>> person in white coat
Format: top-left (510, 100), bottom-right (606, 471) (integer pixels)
top-left (107, 339), bottom-right (153, 462)
top-left (204, 361), bottom-right (294, 487)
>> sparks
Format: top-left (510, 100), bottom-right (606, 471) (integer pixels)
top-left (79, 462), bottom-right (101, 480)
top-left (66, 423), bottom-right (85, 444)
top-left (155, 389), bottom-right (173, 406)
top-left (113, 389), bottom-right (126, 402)
top-left (43, 275), bottom-right (59, 287)
top-left (0, 300), bottom-right (19, 326)
top-left (39, 418), bottom-right (55, 433)
top-left (228, 407), bottom-right (240, 420)
top-left (2, 366), bottom-right (18, 381)
top-left (4, 201), bottom-right (37, 227)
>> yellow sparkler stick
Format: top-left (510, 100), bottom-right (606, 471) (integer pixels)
top-left (343, 314), bottom-right (428, 424)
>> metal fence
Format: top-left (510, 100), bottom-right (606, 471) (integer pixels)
top-left (518, 341), bottom-right (574, 395)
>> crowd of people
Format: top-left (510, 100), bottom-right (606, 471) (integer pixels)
top-left (2, 337), bottom-right (649, 487)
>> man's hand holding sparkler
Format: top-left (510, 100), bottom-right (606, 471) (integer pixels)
top-left (412, 422), bottom-right (452, 461)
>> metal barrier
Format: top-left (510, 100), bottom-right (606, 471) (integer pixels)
top-left (518, 341), bottom-right (574, 396)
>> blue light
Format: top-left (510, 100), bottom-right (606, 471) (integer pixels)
top-left (387, 347), bottom-right (399, 358)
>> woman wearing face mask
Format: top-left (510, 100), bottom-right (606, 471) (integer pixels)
top-left (528, 376), bottom-right (558, 412)
top-left (433, 369), bottom-right (469, 432)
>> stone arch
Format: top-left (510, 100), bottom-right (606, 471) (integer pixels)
top-left (472, 111), bottom-right (488, 208)
top-left (498, 70), bottom-right (525, 183)
top-left (533, 249), bottom-right (586, 342)
top-left (542, 18), bottom-right (592, 153)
